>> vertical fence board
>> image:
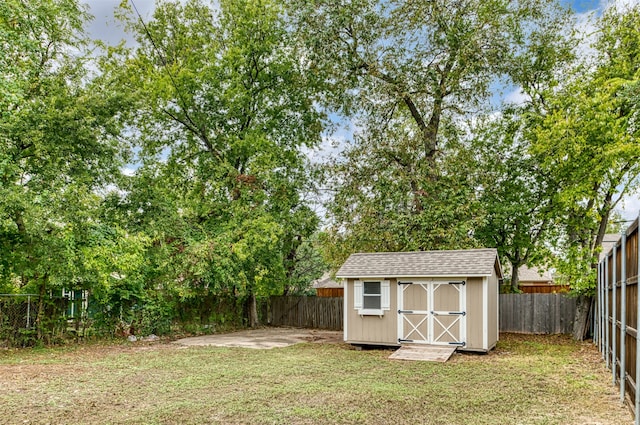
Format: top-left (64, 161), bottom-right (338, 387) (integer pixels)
top-left (497, 294), bottom-right (576, 334)
top-left (597, 218), bottom-right (640, 421)
top-left (268, 296), bottom-right (344, 330)
top-left (270, 294), bottom-right (578, 334)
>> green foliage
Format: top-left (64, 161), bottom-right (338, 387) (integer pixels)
top-left (4, 0), bottom-right (640, 340)
top-left (471, 112), bottom-right (559, 289)
top-left (81, 225), bottom-right (150, 332)
top-left (104, 0), bottom-right (325, 326)
top-left (0, 0), bottom-right (132, 336)
top-left (467, 3), bottom-right (575, 289)
top-left (528, 4), bottom-right (640, 295)
top-left (291, 0), bottom-right (572, 267)
top-left (284, 233), bottom-right (328, 295)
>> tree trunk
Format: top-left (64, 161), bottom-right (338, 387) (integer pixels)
top-left (248, 292), bottom-right (259, 328)
top-left (572, 195), bottom-right (610, 341)
top-left (510, 263), bottom-right (520, 292)
top-left (572, 295), bottom-right (593, 340)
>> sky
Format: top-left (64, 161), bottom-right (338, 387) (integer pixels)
top-left (81, 0), bottom-right (153, 45)
top-left (81, 1), bottom-right (606, 50)
top-left (80, 0), bottom-right (640, 223)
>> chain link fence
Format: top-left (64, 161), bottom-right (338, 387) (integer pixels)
top-left (0, 294), bottom-right (37, 347)
top-left (0, 294), bottom-right (80, 347)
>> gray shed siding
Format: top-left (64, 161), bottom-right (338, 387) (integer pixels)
top-left (345, 278), bottom-right (398, 345)
top-left (466, 277), bottom-right (484, 350)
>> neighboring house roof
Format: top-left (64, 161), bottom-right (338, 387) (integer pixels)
top-left (600, 233), bottom-right (622, 261)
top-left (336, 248), bottom-right (502, 279)
top-left (312, 272), bottom-right (342, 289)
top-left (517, 266), bottom-right (554, 284)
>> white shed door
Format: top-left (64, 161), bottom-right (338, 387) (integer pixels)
top-left (398, 280), bottom-right (466, 347)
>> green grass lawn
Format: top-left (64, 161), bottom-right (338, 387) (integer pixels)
top-left (0, 333), bottom-right (632, 425)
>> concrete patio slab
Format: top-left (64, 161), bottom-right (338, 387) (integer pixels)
top-left (172, 327), bottom-right (343, 349)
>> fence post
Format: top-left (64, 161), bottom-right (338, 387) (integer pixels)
top-left (621, 232), bottom-right (627, 403)
top-left (606, 256), bottom-right (610, 369)
top-left (601, 260), bottom-right (605, 353)
top-left (636, 208), bottom-right (640, 425)
top-left (601, 261), bottom-right (605, 353)
top-left (604, 258), bottom-right (608, 357)
top-left (26, 295), bottom-right (31, 329)
top-left (613, 244), bottom-right (617, 386)
top-left (596, 264), bottom-right (598, 344)
top-left (593, 262), bottom-right (602, 353)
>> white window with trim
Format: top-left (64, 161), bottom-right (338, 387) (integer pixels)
top-left (354, 280), bottom-right (390, 315)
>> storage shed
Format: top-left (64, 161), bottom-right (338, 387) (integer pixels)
top-left (336, 248), bottom-right (502, 352)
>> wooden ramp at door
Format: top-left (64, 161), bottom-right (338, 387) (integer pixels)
top-left (389, 344), bottom-right (457, 362)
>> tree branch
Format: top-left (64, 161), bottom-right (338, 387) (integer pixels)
top-left (162, 108), bottom-right (222, 160)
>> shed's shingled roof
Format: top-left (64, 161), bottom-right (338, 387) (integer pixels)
top-left (336, 248), bottom-right (501, 279)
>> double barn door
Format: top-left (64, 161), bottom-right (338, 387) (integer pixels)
top-left (397, 280), bottom-right (466, 347)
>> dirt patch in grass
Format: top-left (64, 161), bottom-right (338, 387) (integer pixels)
top-left (0, 333), bottom-right (632, 425)
top-left (172, 327), bottom-right (343, 349)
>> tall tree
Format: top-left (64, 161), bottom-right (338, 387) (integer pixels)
top-left (472, 114), bottom-right (558, 291)
top-left (0, 0), bottom-right (130, 337)
top-left (528, 4), bottom-right (640, 338)
top-left (472, 9), bottom-right (575, 290)
top-left (287, 0), bottom-right (569, 265)
top-left (111, 0), bottom-right (324, 326)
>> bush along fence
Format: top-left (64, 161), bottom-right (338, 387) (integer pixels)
top-left (0, 291), bottom-right (253, 347)
top-left (596, 216), bottom-right (640, 424)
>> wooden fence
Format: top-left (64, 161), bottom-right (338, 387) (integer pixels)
top-left (518, 284), bottom-right (570, 294)
top-left (316, 288), bottom-right (344, 297)
top-left (268, 296), bottom-right (343, 330)
top-left (269, 293), bottom-right (577, 335)
top-left (499, 293), bottom-right (576, 334)
top-left (597, 218), bottom-right (640, 423)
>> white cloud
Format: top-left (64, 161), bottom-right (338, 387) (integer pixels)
top-left (616, 193), bottom-right (640, 221)
top-left (81, 0), bottom-right (148, 47)
top-left (601, 0), bottom-right (640, 12)
top-left (503, 87), bottom-right (531, 106)
top-left (81, 0), bottom-right (195, 47)
top-left (121, 166), bottom-right (137, 177)
top-left (303, 115), bottom-right (359, 163)
top-left (573, 10), bottom-right (598, 57)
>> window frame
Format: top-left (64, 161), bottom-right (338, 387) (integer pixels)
top-left (354, 279), bottom-right (390, 315)
top-left (362, 281), bottom-right (382, 312)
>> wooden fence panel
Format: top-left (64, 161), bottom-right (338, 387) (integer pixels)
top-left (268, 296), bottom-right (343, 330)
top-left (316, 288), bottom-right (344, 297)
top-left (597, 218), bottom-right (640, 422)
top-left (270, 294), bottom-right (576, 335)
top-left (519, 284), bottom-right (569, 294)
top-left (499, 294), bottom-right (576, 334)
